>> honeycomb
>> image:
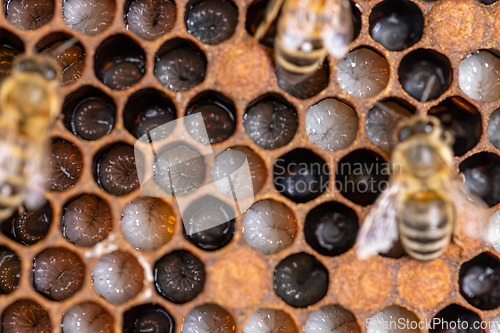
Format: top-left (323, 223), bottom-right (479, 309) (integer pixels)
top-left (1, 0), bottom-right (500, 332)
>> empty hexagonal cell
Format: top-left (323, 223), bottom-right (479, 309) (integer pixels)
top-left (33, 247), bottom-right (84, 301)
top-left (155, 39), bottom-right (207, 92)
top-left (428, 97), bottom-right (481, 156)
top-left (304, 201), bottom-right (359, 257)
top-left (2, 299), bottom-right (51, 333)
top-left (399, 49), bottom-right (452, 102)
top-left (274, 149), bottom-right (329, 203)
top-left (336, 149), bottom-right (389, 206)
top-left (185, 91), bottom-right (236, 144)
top-left (369, 0), bottom-right (423, 51)
top-left (155, 250), bottom-right (205, 303)
top-left (62, 302), bottom-right (114, 333)
top-left (92, 251), bottom-right (144, 304)
top-left (1, 201), bottom-right (52, 245)
top-left (243, 199), bottom-right (297, 255)
top-left (95, 35), bottom-right (146, 90)
top-left (0, 247), bottom-right (21, 294)
top-left (123, 304), bottom-right (175, 333)
top-left (61, 194), bottom-right (112, 247)
top-left (460, 152), bottom-right (500, 207)
top-left (337, 47), bottom-right (390, 99)
top-left (46, 139), bottom-right (83, 191)
top-left (182, 196), bottom-right (235, 251)
top-left (489, 108), bottom-right (500, 149)
top-left (459, 50), bottom-right (500, 103)
top-left (306, 98), bottom-right (359, 152)
top-left (244, 309), bottom-right (297, 333)
top-left (123, 88), bottom-right (176, 141)
top-left (63, 0), bottom-right (115, 35)
top-left (62, 86), bottom-right (116, 140)
top-left (366, 98), bottom-right (415, 152)
top-left (4, 0), bottom-right (54, 30)
top-left (125, 0), bottom-right (176, 41)
top-left (185, 0), bottom-right (238, 45)
top-left (274, 252), bottom-right (328, 308)
top-left (244, 94), bottom-right (297, 150)
top-left (367, 306), bottom-right (419, 333)
top-left (277, 60), bottom-right (329, 100)
top-left (430, 304), bottom-right (481, 333)
top-left (183, 304), bottom-right (235, 333)
top-left (305, 305), bottom-right (360, 333)
top-left (36, 32), bottom-right (85, 85)
top-left (94, 143), bottom-right (140, 196)
top-left (0, 29), bottom-right (24, 82)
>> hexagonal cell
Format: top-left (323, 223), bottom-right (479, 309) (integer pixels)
top-left (306, 98), bottom-right (359, 152)
top-left (185, 91), bottom-right (236, 145)
top-left (92, 251), bottom-right (144, 304)
top-left (1, 201), bottom-right (52, 245)
top-left (155, 250), bottom-right (205, 303)
top-left (123, 88), bottom-right (176, 141)
top-left (125, 0), bottom-right (176, 41)
top-left (244, 309), bottom-right (297, 333)
top-left (366, 98), bottom-right (415, 152)
top-left (460, 252), bottom-right (500, 310)
top-left (0, 247), bottom-right (21, 294)
top-left (336, 149), bottom-right (389, 206)
top-left (36, 32), bottom-right (85, 85)
top-left (95, 34), bottom-right (146, 90)
top-left (185, 0), bottom-right (238, 45)
top-left (459, 152), bottom-right (500, 207)
top-left (62, 302), bottom-right (114, 333)
top-left (399, 49), bottom-right (452, 102)
top-left (2, 300), bottom-right (51, 332)
top-left (46, 139), bottom-right (83, 192)
top-left (123, 304), bottom-right (175, 333)
top-left (489, 108), bottom-right (500, 149)
top-left (459, 50), bottom-right (500, 103)
top-left (274, 252), bottom-right (328, 308)
top-left (367, 306), bottom-right (419, 333)
top-left (94, 143), bottom-right (140, 196)
top-left (154, 38), bottom-right (207, 92)
top-left (477, 0), bottom-right (498, 3)
top-left (305, 305), bottom-right (359, 333)
top-left (428, 97), bottom-right (481, 156)
top-left (183, 304), bottom-right (235, 333)
top-left (4, 0), bottom-right (54, 30)
top-left (62, 86), bottom-right (116, 141)
top-left (430, 304), bottom-right (481, 333)
top-left (63, 0), bottom-right (115, 35)
top-left (274, 149), bottom-right (329, 203)
top-left (243, 199), bottom-right (297, 255)
top-left (182, 196), bottom-right (235, 251)
top-left (337, 47), bottom-right (390, 99)
top-left (277, 59), bottom-right (329, 100)
top-left (61, 194), bottom-right (112, 247)
top-left (244, 94), bottom-right (297, 150)
top-left (33, 247), bottom-right (84, 301)
top-left (304, 201), bottom-right (359, 257)
top-left (369, 0), bottom-right (423, 51)
top-left (0, 29), bottom-right (24, 82)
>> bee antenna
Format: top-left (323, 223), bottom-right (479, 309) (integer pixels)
top-left (374, 102), bottom-right (406, 120)
top-left (53, 37), bottom-right (80, 56)
top-left (420, 74), bottom-right (437, 104)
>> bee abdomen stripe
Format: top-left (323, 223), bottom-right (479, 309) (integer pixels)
top-left (399, 224), bottom-right (449, 239)
top-left (402, 236), bottom-right (449, 252)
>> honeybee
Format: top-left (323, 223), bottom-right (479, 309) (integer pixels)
top-left (254, 0), bottom-right (353, 84)
top-left (356, 115), bottom-right (489, 261)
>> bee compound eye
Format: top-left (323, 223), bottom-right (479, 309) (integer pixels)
top-left (42, 64), bottom-right (56, 80)
top-left (398, 126), bottom-right (412, 141)
top-left (424, 121), bottom-right (434, 133)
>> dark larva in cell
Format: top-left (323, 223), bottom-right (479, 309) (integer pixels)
top-left (401, 61), bottom-right (447, 102)
top-left (33, 247), bottom-right (85, 301)
top-left (7, 203), bottom-right (52, 245)
top-left (46, 141), bottom-right (83, 191)
top-left (102, 61), bottom-right (144, 90)
top-left (185, 0), bottom-right (238, 45)
top-left (62, 302), bottom-right (114, 333)
top-left (185, 104), bottom-right (236, 144)
top-left (42, 41), bottom-right (85, 85)
top-left (97, 145), bottom-right (140, 196)
top-left (133, 106), bottom-right (176, 140)
top-left (0, 46), bottom-right (20, 81)
top-left (63, 0), bottom-right (115, 35)
top-left (155, 47), bottom-right (206, 92)
top-left (5, 0), bottom-right (54, 30)
top-left (127, 0), bottom-right (176, 41)
top-left (0, 248), bottom-right (21, 294)
top-left (72, 97), bottom-right (115, 140)
top-left (244, 100), bottom-right (297, 149)
top-left (2, 300), bottom-right (51, 333)
top-left (123, 304), bottom-right (175, 333)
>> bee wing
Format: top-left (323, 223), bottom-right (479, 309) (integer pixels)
top-left (355, 179), bottom-right (401, 260)
top-left (254, 0), bottom-right (286, 41)
top-left (322, 0), bottom-right (353, 59)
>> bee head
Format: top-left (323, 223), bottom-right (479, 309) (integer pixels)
top-left (396, 115), bottom-right (452, 144)
top-left (13, 55), bottom-right (60, 82)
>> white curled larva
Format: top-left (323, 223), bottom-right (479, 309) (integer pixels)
top-left (62, 302), bottom-right (114, 333)
top-left (92, 251), bottom-right (144, 304)
top-left (490, 314), bottom-right (500, 333)
top-left (126, 0), bottom-right (176, 41)
top-left (121, 197), bottom-right (175, 251)
top-left (459, 50), bottom-right (500, 103)
top-left (63, 0), bottom-right (115, 35)
top-left (243, 309), bottom-right (297, 333)
top-left (183, 304), bottom-right (236, 333)
top-left (336, 48), bottom-right (390, 99)
top-left (243, 200), bottom-right (297, 255)
top-left (488, 108), bottom-right (500, 149)
top-left (366, 306), bottom-right (418, 333)
top-left (489, 210), bottom-right (500, 254)
top-left (305, 305), bottom-right (360, 333)
top-left (305, 98), bottom-right (359, 152)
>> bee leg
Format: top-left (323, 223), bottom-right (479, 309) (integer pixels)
top-left (452, 233), bottom-right (466, 258)
top-left (18, 205), bottom-right (25, 215)
top-left (254, 0), bottom-right (285, 41)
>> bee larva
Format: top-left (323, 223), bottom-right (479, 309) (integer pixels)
top-left (42, 40), bottom-right (85, 85)
top-left (123, 304), bottom-right (175, 333)
top-left (459, 50), bottom-right (500, 103)
top-left (183, 304), bottom-right (235, 333)
top-left (0, 45), bottom-right (21, 81)
top-left (244, 309), bottom-right (297, 333)
top-left (63, 0), bottom-right (115, 35)
top-left (488, 108), bottom-right (500, 149)
top-left (367, 306), bottom-right (418, 333)
top-left (2, 300), bottom-right (51, 333)
top-left (5, 0), bottom-right (54, 31)
top-left (62, 302), bottom-right (114, 333)
top-left (126, 0), bottom-right (176, 41)
top-left (0, 247), bottom-right (21, 294)
top-left (304, 305), bottom-right (360, 333)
